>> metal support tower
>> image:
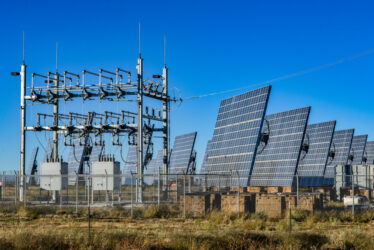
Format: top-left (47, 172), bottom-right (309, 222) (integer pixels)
top-left (136, 54), bottom-right (144, 203)
top-left (20, 62), bottom-right (26, 201)
top-left (162, 65), bottom-right (169, 189)
top-left (53, 73), bottom-right (59, 161)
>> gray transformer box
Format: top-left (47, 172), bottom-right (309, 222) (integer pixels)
top-left (40, 162), bottom-right (68, 191)
top-left (92, 161), bottom-right (121, 191)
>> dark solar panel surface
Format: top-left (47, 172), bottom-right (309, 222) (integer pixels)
top-left (204, 86), bottom-right (271, 186)
top-left (350, 135), bottom-right (368, 165)
top-left (250, 107), bottom-right (310, 187)
top-left (297, 121), bottom-right (336, 187)
top-left (365, 141), bottom-right (374, 165)
top-left (324, 129), bottom-right (354, 185)
top-left (144, 150), bottom-right (163, 185)
top-left (169, 132), bottom-right (197, 174)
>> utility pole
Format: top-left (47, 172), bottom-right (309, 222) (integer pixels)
top-left (162, 42), bottom-right (169, 193)
top-left (136, 23), bottom-right (144, 202)
top-left (19, 44), bottom-right (26, 202)
top-left (53, 43), bottom-right (59, 161)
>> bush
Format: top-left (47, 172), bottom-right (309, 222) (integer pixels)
top-left (144, 205), bottom-right (170, 218)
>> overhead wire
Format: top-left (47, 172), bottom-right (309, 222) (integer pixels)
top-left (183, 48), bottom-right (374, 101)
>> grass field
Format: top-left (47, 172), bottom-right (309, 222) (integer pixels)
top-left (0, 204), bottom-right (373, 249)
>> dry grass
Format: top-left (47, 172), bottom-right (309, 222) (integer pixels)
top-left (0, 204), bottom-right (373, 249)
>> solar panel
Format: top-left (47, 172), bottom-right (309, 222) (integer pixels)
top-left (250, 106), bottom-right (311, 187)
top-left (350, 135), bottom-right (368, 165)
top-left (144, 150), bottom-right (163, 185)
top-left (169, 132), bottom-right (197, 175)
top-left (123, 145), bottom-right (148, 184)
top-left (89, 144), bottom-right (103, 165)
top-left (297, 121), bottom-right (336, 187)
top-left (199, 140), bottom-right (212, 174)
top-left (203, 86), bottom-right (272, 186)
top-left (68, 139), bottom-right (87, 175)
top-left (365, 141), bottom-right (374, 165)
top-left (44, 138), bottom-right (54, 161)
top-left (27, 147), bottom-right (39, 184)
top-left (324, 129), bottom-right (354, 185)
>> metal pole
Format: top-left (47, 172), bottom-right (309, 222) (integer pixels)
top-left (157, 168), bottom-right (160, 205)
top-left (289, 200), bottom-right (292, 233)
top-left (105, 170), bottom-right (108, 205)
top-left (237, 170), bottom-right (240, 217)
top-left (162, 59), bottom-right (169, 195)
top-left (130, 174), bottom-right (133, 218)
top-left (176, 174), bottom-right (178, 202)
top-left (76, 173), bottom-right (78, 214)
top-left (20, 62), bottom-right (26, 202)
top-left (352, 168), bottom-right (355, 218)
top-left (53, 73), bottom-right (59, 161)
top-left (136, 52), bottom-right (144, 203)
top-left (296, 173), bottom-right (299, 209)
top-left (14, 172), bottom-right (17, 204)
top-left (183, 175), bottom-right (186, 217)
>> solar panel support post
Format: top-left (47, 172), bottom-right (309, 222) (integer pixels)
top-left (162, 65), bottom-right (169, 196)
top-left (20, 63), bottom-right (26, 202)
top-left (136, 55), bottom-right (144, 203)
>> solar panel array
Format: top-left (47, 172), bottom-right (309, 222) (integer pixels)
top-left (365, 141), bottom-right (374, 165)
top-left (203, 86), bottom-right (271, 186)
top-left (199, 140), bottom-right (212, 174)
top-left (297, 121), bottom-right (336, 187)
top-left (144, 150), bottom-right (163, 185)
top-left (324, 129), bottom-right (354, 185)
top-left (250, 107), bottom-right (311, 187)
top-left (169, 132), bottom-right (197, 175)
top-left (350, 135), bottom-right (368, 165)
top-left (123, 144), bottom-right (150, 184)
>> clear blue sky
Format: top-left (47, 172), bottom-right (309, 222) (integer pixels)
top-left (0, 0), bottom-right (373, 173)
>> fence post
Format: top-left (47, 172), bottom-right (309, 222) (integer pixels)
top-left (236, 170), bottom-right (240, 217)
top-left (218, 174), bottom-right (221, 192)
top-left (130, 174), bottom-right (133, 218)
top-left (352, 169), bottom-right (355, 218)
top-left (183, 175), bottom-right (186, 217)
top-left (76, 173), bottom-right (78, 214)
top-left (23, 176), bottom-right (26, 208)
top-left (296, 173), bottom-right (299, 209)
top-left (188, 175), bottom-right (191, 193)
top-left (157, 169), bottom-right (160, 206)
top-left (175, 174), bottom-right (178, 202)
top-left (14, 172), bottom-right (17, 205)
top-left (105, 170), bottom-right (109, 206)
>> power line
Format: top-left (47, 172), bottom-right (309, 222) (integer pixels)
top-left (183, 48), bottom-right (374, 101)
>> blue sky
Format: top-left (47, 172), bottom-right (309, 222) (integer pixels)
top-left (0, 0), bottom-right (373, 173)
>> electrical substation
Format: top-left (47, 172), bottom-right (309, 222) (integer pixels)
top-left (6, 30), bottom-right (374, 218)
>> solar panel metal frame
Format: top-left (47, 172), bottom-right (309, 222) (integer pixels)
top-left (250, 106), bottom-right (311, 187)
top-left (323, 129), bottom-right (354, 185)
top-left (168, 132), bottom-right (197, 175)
top-left (203, 86), bottom-right (272, 187)
top-left (365, 141), bottom-right (374, 165)
top-left (350, 135), bottom-right (368, 165)
top-left (297, 121), bottom-right (336, 187)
